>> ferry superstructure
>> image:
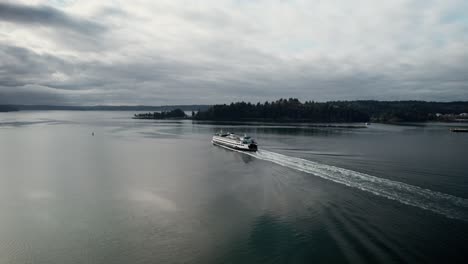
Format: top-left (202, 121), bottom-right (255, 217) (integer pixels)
top-left (212, 132), bottom-right (258, 151)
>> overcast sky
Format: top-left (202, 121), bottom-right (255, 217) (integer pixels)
top-left (0, 0), bottom-right (467, 105)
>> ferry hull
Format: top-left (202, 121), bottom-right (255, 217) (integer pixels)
top-left (212, 137), bottom-right (258, 152)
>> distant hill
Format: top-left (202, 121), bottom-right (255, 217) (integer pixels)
top-left (0, 104), bottom-right (211, 111)
top-left (0, 105), bottom-right (19, 112)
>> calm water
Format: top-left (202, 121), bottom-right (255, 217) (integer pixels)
top-left (1, 111), bottom-right (468, 263)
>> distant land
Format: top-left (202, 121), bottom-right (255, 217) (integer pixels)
top-left (0, 105), bottom-right (19, 112)
top-left (133, 109), bottom-right (187, 120)
top-left (3, 100), bottom-right (468, 123)
top-left (0, 104), bottom-right (210, 112)
top-left (194, 99), bottom-right (468, 123)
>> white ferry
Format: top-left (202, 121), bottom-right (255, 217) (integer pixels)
top-left (212, 132), bottom-right (258, 151)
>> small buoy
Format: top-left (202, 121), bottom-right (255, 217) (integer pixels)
top-left (92, 132), bottom-right (94, 136)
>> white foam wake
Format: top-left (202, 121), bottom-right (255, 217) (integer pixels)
top-left (245, 149), bottom-right (468, 221)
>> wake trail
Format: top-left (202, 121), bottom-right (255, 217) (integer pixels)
top-left (240, 148), bottom-right (468, 221)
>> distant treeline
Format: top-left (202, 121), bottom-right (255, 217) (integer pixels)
top-left (194, 99), bottom-right (468, 122)
top-left (0, 104), bottom-right (210, 111)
top-left (340, 100), bottom-right (468, 122)
top-left (0, 105), bottom-right (18, 112)
top-left (133, 109), bottom-right (186, 119)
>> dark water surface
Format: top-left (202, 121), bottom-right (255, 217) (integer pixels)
top-left (1, 111), bottom-right (468, 263)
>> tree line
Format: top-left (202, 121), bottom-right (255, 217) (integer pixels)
top-left (193, 99), bottom-right (468, 122)
top-left (133, 109), bottom-right (186, 119)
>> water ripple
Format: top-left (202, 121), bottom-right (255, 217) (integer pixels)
top-left (241, 149), bottom-right (468, 221)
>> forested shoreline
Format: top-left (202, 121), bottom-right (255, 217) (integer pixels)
top-left (194, 99), bottom-right (468, 123)
top-left (4, 100), bottom-right (468, 123)
top-left (133, 109), bottom-right (186, 119)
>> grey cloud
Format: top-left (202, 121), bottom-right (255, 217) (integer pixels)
top-left (0, 2), bottom-right (106, 35)
top-left (1, 33), bottom-right (467, 105)
top-left (3, 49), bottom-right (468, 105)
top-left (1, 1), bottom-right (468, 105)
top-left (0, 44), bottom-right (70, 87)
top-left (0, 85), bottom-right (66, 105)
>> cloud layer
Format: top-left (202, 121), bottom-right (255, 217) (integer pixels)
top-left (0, 0), bottom-right (467, 105)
